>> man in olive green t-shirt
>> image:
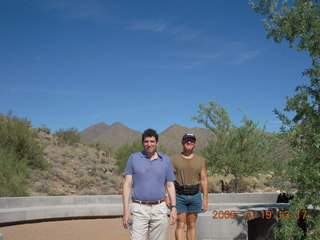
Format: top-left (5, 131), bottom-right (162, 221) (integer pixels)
top-left (166, 133), bottom-right (208, 240)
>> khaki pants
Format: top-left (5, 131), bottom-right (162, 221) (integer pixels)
top-left (130, 201), bottom-right (168, 240)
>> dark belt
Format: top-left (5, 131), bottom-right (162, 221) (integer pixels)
top-left (132, 199), bottom-right (165, 205)
top-left (175, 184), bottom-right (200, 195)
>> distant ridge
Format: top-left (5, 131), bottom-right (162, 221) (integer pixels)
top-left (79, 122), bottom-right (109, 143)
top-left (80, 122), bottom-right (212, 154)
top-left (80, 122), bottom-right (141, 147)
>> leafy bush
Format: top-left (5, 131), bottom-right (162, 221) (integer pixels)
top-left (0, 148), bottom-right (29, 196)
top-left (54, 127), bottom-right (81, 145)
top-left (0, 113), bottom-right (46, 169)
top-left (0, 112), bottom-right (47, 196)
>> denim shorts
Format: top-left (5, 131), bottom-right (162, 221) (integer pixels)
top-left (176, 192), bottom-right (202, 213)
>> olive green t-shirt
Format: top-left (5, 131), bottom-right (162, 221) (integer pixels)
top-left (170, 154), bottom-right (205, 185)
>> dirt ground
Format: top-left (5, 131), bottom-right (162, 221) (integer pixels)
top-left (0, 218), bottom-right (177, 240)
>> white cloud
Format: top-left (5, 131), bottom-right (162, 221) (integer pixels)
top-left (125, 19), bottom-right (168, 32)
top-left (140, 59), bottom-right (210, 71)
top-left (231, 49), bottom-right (263, 66)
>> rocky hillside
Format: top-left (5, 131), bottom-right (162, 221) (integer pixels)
top-left (28, 132), bottom-right (124, 196)
top-left (27, 127), bottom-right (278, 196)
top-left (28, 122), bottom-right (216, 196)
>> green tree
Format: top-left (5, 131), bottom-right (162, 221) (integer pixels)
top-left (251, 0), bottom-right (320, 238)
top-left (192, 101), bottom-right (276, 192)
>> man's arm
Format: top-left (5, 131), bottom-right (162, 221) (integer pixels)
top-left (122, 174), bottom-right (133, 228)
top-left (201, 160), bottom-right (209, 212)
top-left (164, 188), bottom-right (171, 207)
top-left (166, 181), bottom-right (177, 225)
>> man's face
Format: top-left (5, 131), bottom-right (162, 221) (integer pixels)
top-left (182, 138), bottom-right (196, 151)
top-left (143, 136), bottom-right (158, 154)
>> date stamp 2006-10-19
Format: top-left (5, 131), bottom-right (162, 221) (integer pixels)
top-left (212, 210), bottom-right (308, 220)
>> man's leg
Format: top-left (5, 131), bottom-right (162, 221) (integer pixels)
top-left (186, 213), bottom-right (198, 240)
top-left (185, 192), bottom-right (201, 240)
top-left (175, 193), bottom-right (189, 240)
top-left (148, 202), bottom-right (168, 240)
top-left (175, 213), bottom-right (187, 240)
top-left (130, 203), bottom-right (149, 240)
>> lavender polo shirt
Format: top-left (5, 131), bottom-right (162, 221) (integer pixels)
top-left (125, 151), bottom-right (175, 201)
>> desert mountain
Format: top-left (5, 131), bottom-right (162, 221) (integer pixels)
top-left (80, 122), bottom-right (213, 154)
top-left (80, 122), bottom-right (141, 147)
top-left (79, 122), bottom-right (110, 143)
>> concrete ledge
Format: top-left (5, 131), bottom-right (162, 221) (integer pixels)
top-left (0, 193), bottom-right (280, 226)
top-left (207, 192), bottom-right (279, 204)
top-left (0, 195), bottom-right (123, 225)
top-left (0, 195), bottom-right (123, 208)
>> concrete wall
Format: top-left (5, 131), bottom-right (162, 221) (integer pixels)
top-left (0, 195), bottom-right (123, 224)
top-left (0, 193), bottom-right (284, 239)
top-left (0, 193), bottom-right (280, 224)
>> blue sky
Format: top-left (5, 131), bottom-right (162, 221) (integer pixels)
top-left (1, 0), bottom-right (311, 134)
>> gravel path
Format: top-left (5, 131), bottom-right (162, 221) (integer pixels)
top-left (0, 218), bottom-right (177, 240)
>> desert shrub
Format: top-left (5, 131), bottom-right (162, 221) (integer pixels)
top-left (0, 148), bottom-right (29, 196)
top-left (0, 112), bottom-right (46, 196)
top-left (54, 127), bottom-right (81, 145)
top-left (38, 124), bottom-right (51, 134)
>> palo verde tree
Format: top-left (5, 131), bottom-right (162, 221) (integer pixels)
top-left (192, 101), bottom-right (276, 193)
top-left (251, 0), bottom-right (320, 239)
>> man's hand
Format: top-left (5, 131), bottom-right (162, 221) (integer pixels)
top-left (202, 198), bottom-right (208, 212)
top-left (169, 207), bottom-right (177, 225)
top-left (122, 211), bottom-right (132, 229)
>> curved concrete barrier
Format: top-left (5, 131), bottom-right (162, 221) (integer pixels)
top-left (0, 192), bottom-right (282, 239)
top-left (0, 195), bottom-right (123, 225)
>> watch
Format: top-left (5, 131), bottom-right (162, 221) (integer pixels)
top-left (170, 205), bottom-right (177, 210)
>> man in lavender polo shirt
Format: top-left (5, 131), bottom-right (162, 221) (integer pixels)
top-left (122, 128), bottom-right (177, 240)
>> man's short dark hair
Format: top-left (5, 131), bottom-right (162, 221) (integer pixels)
top-left (142, 128), bottom-right (159, 142)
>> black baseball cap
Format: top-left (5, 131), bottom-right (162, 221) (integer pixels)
top-left (182, 133), bottom-right (196, 141)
